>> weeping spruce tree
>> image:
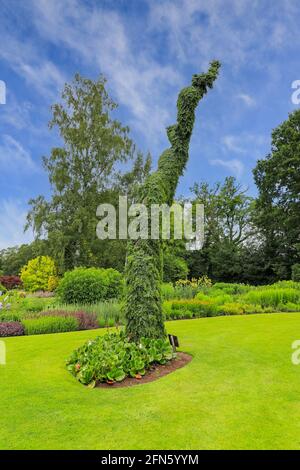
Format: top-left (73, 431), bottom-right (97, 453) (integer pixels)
top-left (125, 61), bottom-right (220, 342)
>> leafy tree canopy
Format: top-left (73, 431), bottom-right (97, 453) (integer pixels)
top-left (253, 109), bottom-right (300, 278)
top-left (26, 74), bottom-right (151, 272)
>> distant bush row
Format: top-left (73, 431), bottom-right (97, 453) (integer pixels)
top-left (161, 279), bottom-right (300, 300)
top-left (0, 310), bottom-right (100, 337)
top-left (1, 257), bottom-right (125, 304)
top-left (163, 299), bottom-right (275, 319)
top-left (162, 280), bottom-right (300, 319)
top-left (2, 279), bottom-right (300, 337)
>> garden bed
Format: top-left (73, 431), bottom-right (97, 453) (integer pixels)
top-left (97, 352), bottom-right (192, 388)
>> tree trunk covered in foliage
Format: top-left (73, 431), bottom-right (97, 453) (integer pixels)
top-left (125, 61), bottom-right (220, 342)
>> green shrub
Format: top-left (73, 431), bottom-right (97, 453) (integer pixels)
top-left (94, 301), bottom-right (122, 326)
top-left (161, 283), bottom-right (176, 300)
top-left (277, 302), bottom-right (300, 312)
top-left (104, 268), bottom-right (124, 299)
top-left (173, 285), bottom-right (196, 299)
top-left (217, 303), bottom-right (246, 315)
top-left (163, 297), bottom-right (284, 319)
top-left (213, 282), bottom-right (252, 295)
top-left (291, 265), bottom-right (300, 282)
top-left (20, 256), bottom-right (57, 292)
top-left (54, 300), bottom-right (123, 328)
top-left (163, 299), bottom-right (218, 319)
top-left (0, 312), bottom-right (22, 322)
top-left (0, 282), bottom-right (7, 294)
top-left (0, 291), bottom-right (56, 321)
top-left (66, 331), bottom-right (176, 386)
top-left (22, 316), bottom-right (78, 335)
top-left (57, 268), bottom-right (123, 304)
top-left (162, 301), bottom-right (173, 318)
top-left (196, 292), bottom-right (233, 305)
top-left (98, 318), bottom-right (107, 328)
top-left (171, 300), bottom-right (203, 314)
top-left (166, 282), bottom-right (300, 319)
top-left (212, 294), bottom-right (233, 305)
top-left (183, 310), bottom-right (193, 319)
top-left (174, 277), bottom-right (212, 299)
top-left (243, 304), bottom-right (264, 314)
top-left (163, 253), bottom-right (189, 283)
top-left (47, 275), bottom-right (59, 292)
top-left (195, 292), bottom-right (210, 302)
top-left (107, 318), bottom-right (115, 328)
top-left (242, 287), bottom-right (300, 307)
top-left (271, 280), bottom-right (300, 290)
top-left (20, 297), bottom-right (57, 314)
top-left (27, 310), bottom-right (99, 330)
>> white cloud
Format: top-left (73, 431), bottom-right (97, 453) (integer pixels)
top-left (0, 32), bottom-right (66, 100)
top-left (0, 90), bottom-right (59, 143)
top-left (19, 61), bottom-right (66, 99)
top-left (222, 133), bottom-right (268, 156)
top-left (3, 0), bottom-right (296, 147)
top-left (210, 158), bottom-right (244, 178)
top-left (0, 135), bottom-right (38, 172)
top-left (28, 0), bottom-right (182, 143)
top-left (0, 92), bottom-right (33, 130)
top-left (0, 200), bottom-right (33, 249)
top-left (147, 0), bottom-right (300, 67)
top-left (222, 135), bottom-right (246, 154)
top-left (236, 93), bottom-right (256, 107)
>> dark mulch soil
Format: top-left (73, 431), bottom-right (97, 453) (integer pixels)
top-left (97, 352), bottom-right (192, 389)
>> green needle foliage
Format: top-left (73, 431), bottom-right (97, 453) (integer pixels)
top-left (125, 61), bottom-right (221, 342)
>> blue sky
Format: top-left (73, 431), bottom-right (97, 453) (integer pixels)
top-left (0, 0), bottom-right (299, 249)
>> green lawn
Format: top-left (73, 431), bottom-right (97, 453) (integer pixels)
top-left (1, 313), bottom-right (300, 450)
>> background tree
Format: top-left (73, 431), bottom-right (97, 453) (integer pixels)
top-left (185, 176), bottom-right (256, 281)
top-left (20, 255), bottom-right (57, 292)
top-left (125, 61), bottom-right (220, 342)
top-left (26, 74), bottom-right (151, 272)
top-left (163, 240), bottom-right (189, 282)
top-left (0, 240), bottom-right (49, 276)
top-left (253, 109), bottom-right (300, 279)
